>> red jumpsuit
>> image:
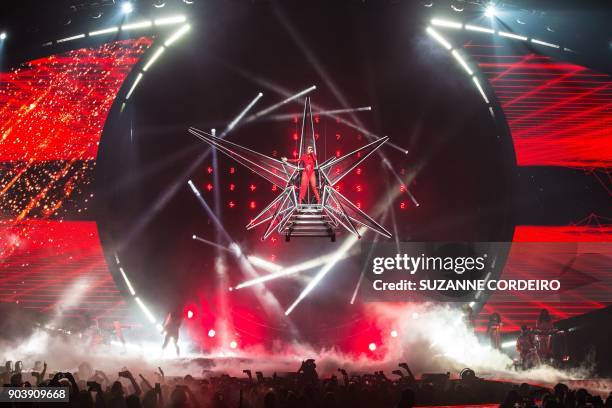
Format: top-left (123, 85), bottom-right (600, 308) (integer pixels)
top-left (288, 153), bottom-right (321, 204)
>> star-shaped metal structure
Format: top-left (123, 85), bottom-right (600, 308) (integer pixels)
top-left (188, 97), bottom-right (391, 241)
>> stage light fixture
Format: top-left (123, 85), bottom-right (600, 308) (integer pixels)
top-left (122, 20), bottom-right (153, 30)
top-left (498, 31), bottom-right (527, 41)
top-left (391, 330), bottom-right (398, 338)
top-left (121, 2), bottom-right (134, 14)
top-left (164, 24), bottom-right (191, 47)
top-left (431, 18), bottom-right (462, 29)
top-left (484, 5), bottom-right (496, 18)
top-left (153, 0), bottom-right (166, 8)
top-left (208, 329), bottom-right (216, 338)
top-left (186, 309), bottom-right (194, 319)
top-left (89, 27), bottom-right (119, 36)
top-left (230, 340), bottom-right (238, 349)
top-left (368, 342), bottom-right (377, 351)
top-left (154, 16), bottom-right (187, 26)
top-left (426, 27), bottom-right (452, 50)
top-left (451, 49), bottom-right (473, 75)
top-left (465, 24), bottom-right (494, 34)
top-left (472, 76), bottom-right (490, 104)
top-left (0, 32), bottom-right (6, 40)
top-left (143, 46), bottom-right (165, 71)
top-left (125, 73), bottom-right (143, 99)
top-left (57, 34), bottom-right (86, 43)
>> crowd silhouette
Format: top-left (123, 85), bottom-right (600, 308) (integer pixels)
top-left (1, 359), bottom-right (611, 408)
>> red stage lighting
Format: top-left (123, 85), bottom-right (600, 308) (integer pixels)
top-left (293, 132), bottom-right (298, 141)
top-left (230, 167), bottom-right (235, 174)
top-left (229, 183), bottom-right (236, 191)
top-left (249, 201), bottom-right (256, 209)
top-left (228, 201), bottom-right (236, 208)
top-left (249, 184), bottom-right (257, 192)
top-left (184, 305), bottom-right (197, 320)
top-left (400, 202), bottom-right (407, 210)
top-left (207, 166), bottom-right (213, 174)
top-left (206, 183), bottom-right (213, 191)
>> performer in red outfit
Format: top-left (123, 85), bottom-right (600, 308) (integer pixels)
top-left (282, 145), bottom-right (321, 204)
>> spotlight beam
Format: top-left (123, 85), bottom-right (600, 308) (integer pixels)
top-left (350, 209), bottom-right (390, 304)
top-left (235, 249), bottom-right (356, 289)
top-left (285, 229), bottom-right (364, 315)
top-left (224, 92), bottom-right (264, 134)
top-left (187, 180), bottom-right (233, 243)
top-left (246, 85), bottom-right (316, 121)
top-left (189, 182), bottom-right (298, 334)
top-left (192, 234), bottom-right (233, 253)
top-left (258, 106), bottom-right (373, 122)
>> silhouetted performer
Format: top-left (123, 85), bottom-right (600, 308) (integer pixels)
top-left (161, 310), bottom-right (182, 356)
top-left (282, 145), bottom-right (321, 204)
top-left (535, 309), bottom-right (554, 361)
top-left (487, 313), bottom-right (502, 349)
top-left (516, 325), bottom-right (538, 369)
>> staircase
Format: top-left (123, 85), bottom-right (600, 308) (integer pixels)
top-left (282, 204), bottom-right (337, 242)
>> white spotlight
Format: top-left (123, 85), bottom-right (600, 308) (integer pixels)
top-left (390, 330), bottom-right (398, 338)
top-left (121, 2), bottom-right (133, 14)
top-left (451, 49), bottom-right (473, 75)
top-left (164, 24), bottom-right (191, 47)
top-left (229, 340), bottom-right (238, 349)
top-left (0, 32), bottom-right (6, 40)
top-left (208, 329), bottom-right (216, 338)
top-left (426, 26), bottom-right (452, 50)
top-left (485, 5), bottom-right (496, 18)
top-left (431, 18), bottom-right (462, 29)
top-left (502, 340), bottom-right (517, 348)
top-left (368, 342), bottom-right (377, 351)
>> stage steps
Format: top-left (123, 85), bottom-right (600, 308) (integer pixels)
top-left (282, 204), bottom-right (337, 242)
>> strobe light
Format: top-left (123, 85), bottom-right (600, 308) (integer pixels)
top-left (121, 2), bottom-right (134, 14)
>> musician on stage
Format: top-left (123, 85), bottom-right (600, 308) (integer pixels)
top-left (535, 309), bottom-right (555, 362)
top-left (161, 309), bottom-right (182, 356)
top-left (487, 313), bottom-right (502, 350)
top-left (516, 325), bottom-right (538, 369)
top-left (282, 145), bottom-right (321, 204)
